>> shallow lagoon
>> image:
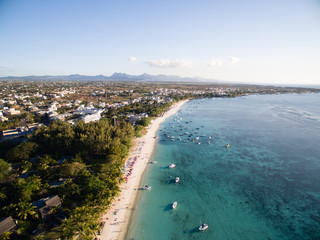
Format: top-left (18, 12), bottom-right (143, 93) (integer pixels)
top-left (126, 93), bottom-right (320, 240)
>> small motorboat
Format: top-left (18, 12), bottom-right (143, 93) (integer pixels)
top-left (169, 163), bottom-right (176, 168)
top-left (226, 144), bottom-right (230, 148)
top-left (172, 201), bottom-right (177, 209)
top-left (144, 185), bottom-right (152, 190)
top-left (199, 223), bottom-right (208, 231)
top-left (175, 177), bottom-right (180, 183)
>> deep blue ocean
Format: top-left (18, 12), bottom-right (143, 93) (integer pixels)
top-left (126, 93), bottom-right (320, 240)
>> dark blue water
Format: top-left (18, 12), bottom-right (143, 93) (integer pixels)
top-left (126, 93), bottom-right (320, 240)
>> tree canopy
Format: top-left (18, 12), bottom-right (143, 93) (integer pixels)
top-left (0, 159), bottom-right (10, 182)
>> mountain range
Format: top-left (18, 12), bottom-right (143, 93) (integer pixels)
top-left (0, 73), bottom-right (212, 82)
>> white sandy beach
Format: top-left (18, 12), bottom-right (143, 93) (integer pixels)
top-left (99, 99), bottom-right (189, 240)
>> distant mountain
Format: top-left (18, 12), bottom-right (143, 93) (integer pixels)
top-left (0, 73), bottom-right (210, 82)
top-left (0, 74), bottom-right (109, 81)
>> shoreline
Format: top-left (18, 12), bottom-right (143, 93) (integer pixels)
top-left (100, 99), bottom-right (189, 240)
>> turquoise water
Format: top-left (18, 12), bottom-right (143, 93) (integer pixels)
top-left (126, 93), bottom-right (320, 240)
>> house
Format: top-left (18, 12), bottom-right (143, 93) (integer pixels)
top-left (33, 195), bottom-right (62, 226)
top-left (27, 123), bottom-right (43, 131)
top-left (3, 108), bottom-right (21, 116)
top-left (1, 124), bottom-right (43, 141)
top-left (0, 127), bottom-right (30, 141)
top-left (127, 113), bottom-right (149, 126)
top-left (44, 195), bottom-right (61, 207)
top-left (50, 113), bottom-right (72, 121)
top-left (0, 111), bottom-right (8, 122)
top-left (0, 217), bottom-right (16, 236)
top-left (49, 178), bottom-right (66, 188)
top-left (32, 195), bottom-right (61, 210)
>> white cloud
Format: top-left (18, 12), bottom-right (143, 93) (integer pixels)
top-left (206, 56), bottom-right (240, 67)
top-left (228, 56), bottom-right (240, 64)
top-left (128, 56), bottom-right (137, 62)
top-left (145, 59), bottom-right (193, 68)
top-left (206, 58), bottom-right (223, 67)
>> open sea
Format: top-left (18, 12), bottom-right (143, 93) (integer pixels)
top-left (126, 93), bottom-right (320, 240)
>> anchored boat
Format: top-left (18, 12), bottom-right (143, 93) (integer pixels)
top-left (172, 201), bottom-right (177, 209)
top-left (169, 163), bottom-right (176, 168)
top-left (199, 223), bottom-right (208, 231)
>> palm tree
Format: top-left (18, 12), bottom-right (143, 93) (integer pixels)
top-left (0, 232), bottom-right (11, 240)
top-left (16, 201), bottom-right (38, 220)
top-left (62, 218), bottom-right (75, 240)
top-left (62, 206), bottom-right (100, 240)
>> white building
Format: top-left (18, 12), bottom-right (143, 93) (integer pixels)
top-left (80, 110), bottom-right (104, 123)
top-left (4, 108), bottom-right (21, 116)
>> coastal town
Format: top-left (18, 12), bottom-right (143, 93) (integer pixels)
top-left (1, 80), bottom-right (318, 140)
top-left (0, 80), bottom-right (319, 239)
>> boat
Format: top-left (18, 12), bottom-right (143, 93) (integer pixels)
top-left (199, 223), bottom-right (208, 231)
top-left (226, 144), bottom-right (230, 148)
top-left (172, 201), bottom-right (177, 209)
top-left (169, 163), bottom-right (176, 168)
top-left (175, 177), bottom-right (180, 183)
top-left (144, 185), bottom-right (152, 190)
top-left (150, 161), bottom-right (157, 164)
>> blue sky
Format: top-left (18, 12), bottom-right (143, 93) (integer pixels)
top-left (0, 0), bottom-right (319, 85)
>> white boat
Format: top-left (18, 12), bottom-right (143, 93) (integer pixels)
top-left (172, 201), bottom-right (177, 209)
top-left (169, 163), bottom-right (176, 168)
top-left (199, 223), bottom-right (208, 231)
top-left (144, 185), bottom-right (152, 190)
top-left (175, 177), bottom-right (180, 183)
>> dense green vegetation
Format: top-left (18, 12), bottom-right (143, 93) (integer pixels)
top-left (105, 101), bottom-right (174, 118)
top-left (0, 119), bottom-right (134, 239)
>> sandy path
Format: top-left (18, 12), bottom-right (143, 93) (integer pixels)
top-left (99, 99), bottom-right (188, 240)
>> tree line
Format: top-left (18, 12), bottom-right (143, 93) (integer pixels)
top-left (0, 119), bottom-right (133, 239)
